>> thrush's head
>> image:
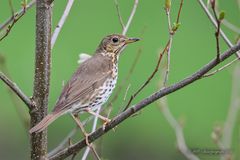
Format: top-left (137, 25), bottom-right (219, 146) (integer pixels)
top-left (96, 34), bottom-right (140, 56)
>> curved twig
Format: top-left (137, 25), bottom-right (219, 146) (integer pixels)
top-left (0, 72), bottom-right (34, 110)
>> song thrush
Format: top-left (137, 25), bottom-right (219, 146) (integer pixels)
top-left (29, 34), bottom-right (140, 134)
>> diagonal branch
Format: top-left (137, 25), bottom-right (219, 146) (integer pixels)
top-left (0, 0), bottom-right (36, 41)
top-left (0, 0), bottom-right (36, 31)
top-left (220, 64), bottom-right (240, 160)
top-left (114, 0), bottom-right (125, 30)
top-left (203, 58), bottom-right (239, 77)
top-left (122, 0), bottom-right (139, 35)
top-left (157, 98), bottom-right (199, 160)
top-left (0, 72), bottom-right (34, 110)
top-left (51, 0), bottom-right (75, 49)
top-left (123, 40), bottom-right (170, 111)
top-left (48, 40), bottom-right (240, 160)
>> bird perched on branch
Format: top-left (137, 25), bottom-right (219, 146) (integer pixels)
top-left (29, 34), bottom-right (140, 135)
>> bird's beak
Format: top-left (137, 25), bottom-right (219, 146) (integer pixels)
top-left (125, 37), bottom-right (140, 44)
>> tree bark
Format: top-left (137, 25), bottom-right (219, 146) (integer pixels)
top-left (30, 0), bottom-right (52, 159)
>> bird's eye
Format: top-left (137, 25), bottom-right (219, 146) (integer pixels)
top-left (112, 37), bottom-right (119, 43)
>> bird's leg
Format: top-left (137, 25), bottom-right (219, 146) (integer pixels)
top-left (70, 113), bottom-right (90, 145)
top-left (85, 109), bottom-right (111, 130)
top-left (70, 114), bottom-right (101, 160)
top-left (85, 109), bottom-right (111, 123)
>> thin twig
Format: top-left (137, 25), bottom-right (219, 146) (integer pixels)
top-left (0, 0), bottom-right (35, 31)
top-left (163, 5), bottom-right (172, 86)
top-left (123, 40), bottom-right (170, 111)
top-left (48, 127), bottom-right (78, 157)
top-left (8, 0), bottom-right (15, 17)
top-left (163, 38), bottom-right (172, 86)
top-left (0, 72), bottom-right (33, 110)
top-left (123, 84), bottom-right (131, 101)
top-left (48, 42), bottom-right (240, 160)
top-left (0, 3), bottom-right (27, 42)
top-left (51, 0), bottom-right (75, 49)
top-left (222, 19), bottom-right (240, 34)
top-left (158, 64), bottom-right (199, 160)
top-left (220, 64), bottom-right (240, 160)
top-left (47, 116), bottom-right (94, 157)
top-left (81, 107), bottom-right (102, 160)
top-left (157, 98), bottom-right (200, 160)
top-left (114, 0), bottom-right (125, 30)
top-left (108, 0), bottom-right (141, 110)
top-left (198, 0), bottom-right (240, 59)
top-left (213, 0), bottom-right (240, 34)
top-left (210, 1), bottom-right (221, 60)
top-left (122, 0), bottom-right (139, 35)
top-left (0, 1), bottom-right (36, 41)
top-left (0, 56), bottom-right (30, 130)
top-left (176, 0), bottom-right (184, 24)
top-left (163, 0), bottom-right (184, 86)
top-left (203, 58), bottom-right (239, 77)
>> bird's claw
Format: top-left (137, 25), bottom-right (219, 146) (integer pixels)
top-left (103, 118), bottom-right (111, 130)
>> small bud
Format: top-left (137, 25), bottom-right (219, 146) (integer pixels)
top-left (165, 0), bottom-right (171, 10)
top-left (219, 11), bottom-right (225, 21)
top-left (21, 0), bottom-right (27, 8)
top-left (172, 22), bottom-right (181, 32)
top-left (210, 0), bottom-right (215, 9)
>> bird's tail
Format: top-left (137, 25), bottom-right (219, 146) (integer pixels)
top-left (29, 111), bottom-right (63, 134)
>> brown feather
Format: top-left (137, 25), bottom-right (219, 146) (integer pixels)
top-left (53, 53), bottom-right (113, 113)
top-left (29, 111), bottom-right (64, 133)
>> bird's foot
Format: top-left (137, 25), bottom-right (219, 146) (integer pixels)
top-left (102, 118), bottom-right (111, 131)
top-left (85, 133), bottom-right (91, 146)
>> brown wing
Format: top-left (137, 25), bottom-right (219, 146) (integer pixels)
top-left (53, 54), bottom-right (112, 113)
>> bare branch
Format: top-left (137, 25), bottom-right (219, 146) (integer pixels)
top-left (81, 107), bottom-right (102, 160)
top-left (0, 72), bottom-right (33, 110)
top-left (212, 0), bottom-right (240, 34)
top-left (0, 0), bottom-right (35, 31)
top-left (0, 0), bottom-right (36, 41)
top-left (163, 4), bottom-right (172, 86)
top-left (122, 0), bottom-right (139, 35)
top-left (0, 7), bottom-right (26, 41)
top-left (48, 127), bottom-right (77, 157)
top-left (114, 0), bottom-right (125, 30)
top-left (203, 58), bottom-right (239, 77)
top-left (222, 19), bottom-right (240, 34)
top-left (210, 0), bottom-right (222, 60)
top-left (163, 0), bottom-right (184, 86)
top-left (47, 116), bottom-right (94, 157)
top-left (157, 98), bottom-right (199, 160)
top-left (158, 65), bottom-right (199, 160)
top-left (176, 0), bottom-right (184, 24)
top-left (48, 42), bottom-right (240, 160)
top-left (220, 64), bottom-right (240, 160)
top-left (51, 0), bottom-right (75, 49)
top-left (198, 0), bottom-right (240, 59)
top-left (30, 0), bottom-right (52, 159)
top-left (123, 40), bottom-right (170, 111)
top-left (8, 0), bottom-right (15, 17)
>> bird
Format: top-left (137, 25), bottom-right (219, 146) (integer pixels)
top-left (29, 34), bottom-right (140, 134)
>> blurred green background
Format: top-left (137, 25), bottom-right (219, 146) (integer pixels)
top-left (0, 0), bottom-right (240, 159)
